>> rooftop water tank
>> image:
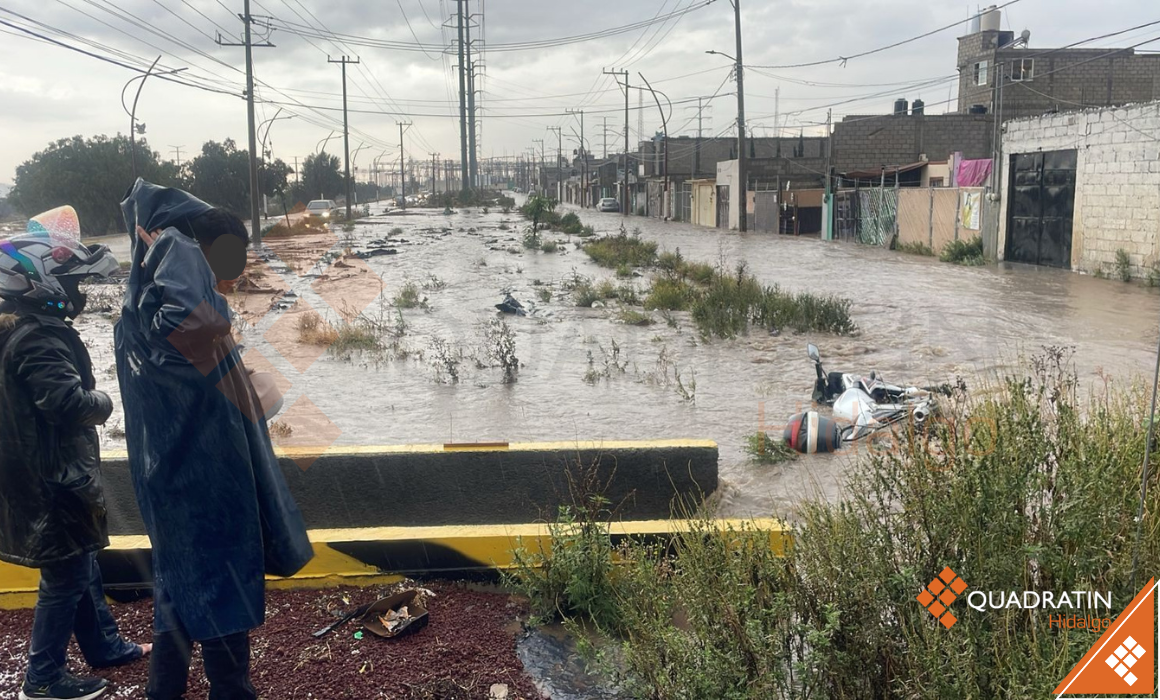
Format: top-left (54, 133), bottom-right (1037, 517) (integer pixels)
top-left (980, 5), bottom-right (1001, 32)
top-left (912, 99), bottom-right (925, 116)
top-left (894, 98), bottom-right (909, 116)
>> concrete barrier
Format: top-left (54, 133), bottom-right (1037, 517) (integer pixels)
top-left (99, 439), bottom-right (719, 535)
top-left (0, 519), bottom-right (789, 609)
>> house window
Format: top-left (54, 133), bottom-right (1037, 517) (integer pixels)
top-left (929, 177), bottom-right (945, 188)
top-left (974, 60), bottom-right (989, 86)
top-left (1011, 58), bottom-right (1034, 81)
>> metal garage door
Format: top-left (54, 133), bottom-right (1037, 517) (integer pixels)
top-left (1006, 149), bottom-right (1076, 268)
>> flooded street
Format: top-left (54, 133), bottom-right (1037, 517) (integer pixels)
top-left (79, 205), bottom-right (1160, 519)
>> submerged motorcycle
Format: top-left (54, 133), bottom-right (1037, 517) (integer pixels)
top-left (785, 344), bottom-right (947, 454)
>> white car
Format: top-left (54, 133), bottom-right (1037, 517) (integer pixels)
top-left (597, 197), bottom-right (620, 212)
top-left (306, 199), bottom-right (338, 219)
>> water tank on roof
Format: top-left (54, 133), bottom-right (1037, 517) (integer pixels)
top-left (969, 13), bottom-right (981, 34)
top-left (894, 98), bottom-right (909, 116)
top-left (912, 99), bottom-right (925, 116)
top-left (980, 5), bottom-right (1001, 32)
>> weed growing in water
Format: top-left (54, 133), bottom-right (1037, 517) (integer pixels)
top-left (296, 311), bottom-right (338, 346)
top-left (895, 240), bottom-right (934, 256)
top-left (483, 318), bottom-right (520, 383)
top-left (1115, 248), bottom-right (1132, 282)
top-left (428, 337), bottom-right (462, 383)
top-left (744, 431), bottom-right (797, 464)
top-left (392, 281), bottom-right (426, 309)
top-left (541, 240), bottom-right (560, 253)
top-left (582, 227), bottom-right (659, 269)
top-left (939, 236), bottom-right (985, 266)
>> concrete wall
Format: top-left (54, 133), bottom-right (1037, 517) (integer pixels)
top-left (99, 440), bottom-right (719, 535)
top-left (832, 114), bottom-right (994, 173)
top-left (999, 100), bottom-right (1160, 276)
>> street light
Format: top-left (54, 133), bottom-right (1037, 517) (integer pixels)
top-left (258, 108), bottom-right (296, 157)
top-left (256, 108), bottom-right (297, 221)
top-left (121, 56), bottom-right (188, 178)
top-left (315, 131), bottom-right (337, 155)
top-left (638, 73), bottom-right (673, 219)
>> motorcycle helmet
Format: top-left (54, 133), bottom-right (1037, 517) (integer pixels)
top-left (783, 411), bottom-right (843, 454)
top-left (0, 206), bottom-right (119, 318)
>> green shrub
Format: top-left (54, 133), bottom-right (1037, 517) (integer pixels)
top-left (1115, 248), bottom-right (1132, 282)
top-left (643, 277), bottom-right (694, 311)
top-left (392, 281), bottom-right (424, 309)
top-left (617, 308), bottom-right (653, 326)
top-left (582, 232), bottom-right (659, 269)
top-left (690, 264), bottom-right (856, 338)
top-left (559, 211), bottom-right (584, 234)
top-left (744, 431), bottom-right (797, 464)
top-left (541, 240), bottom-right (559, 253)
top-left (939, 236), bottom-right (985, 266)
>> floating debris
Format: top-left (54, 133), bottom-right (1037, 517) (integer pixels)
top-left (495, 293), bottom-right (526, 316)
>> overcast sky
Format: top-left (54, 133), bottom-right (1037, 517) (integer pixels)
top-left (1, 0), bottom-right (1156, 183)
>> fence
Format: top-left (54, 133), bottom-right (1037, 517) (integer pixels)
top-left (896, 187), bottom-right (985, 253)
top-left (833, 187), bottom-right (987, 252)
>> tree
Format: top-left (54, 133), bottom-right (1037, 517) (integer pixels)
top-left (298, 152), bottom-right (343, 203)
top-left (8, 135), bottom-right (181, 235)
top-left (186, 140), bottom-right (251, 216)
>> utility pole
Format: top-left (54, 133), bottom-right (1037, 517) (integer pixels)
top-left (465, 4), bottom-right (479, 190)
top-left (327, 55), bottom-right (360, 220)
top-left (294, 155), bottom-right (299, 186)
top-left (169, 145), bottom-right (184, 168)
top-left (532, 139), bottom-right (544, 194)
top-left (732, 0), bottom-right (748, 231)
top-left (601, 116), bottom-right (609, 159)
top-left (398, 121), bottom-right (411, 209)
top-left (566, 108), bottom-right (586, 207)
top-left (429, 152), bottom-right (439, 193)
top-left (548, 126), bottom-right (562, 201)
top-left (455, 0), bottom-right (469, 191)
top-left (603, 68), bottom-right (629, 214)
top-left (216, 1), bottom-right (274, 246)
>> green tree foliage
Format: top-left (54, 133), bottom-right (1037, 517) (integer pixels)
top-left (186, 139), bottom-right (248, 215)
top-left (8, 135), bottom-right (181, 235)
top-left (295, 152), bottom-right (344, 204)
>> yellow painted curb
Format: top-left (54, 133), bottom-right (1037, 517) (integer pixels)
top-left (0, 519), bottom-right (786, 609)
top-left (99, 438), bottom-right (719, 461)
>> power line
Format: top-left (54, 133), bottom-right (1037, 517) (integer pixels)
top-left (749, 0), bottom-right (1028, 69)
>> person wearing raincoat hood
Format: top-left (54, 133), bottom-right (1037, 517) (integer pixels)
top-left (114, 179), bottom-right (312, 699)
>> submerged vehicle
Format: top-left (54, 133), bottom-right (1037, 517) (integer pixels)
top-left (787, 344), bottom-right (949, 453)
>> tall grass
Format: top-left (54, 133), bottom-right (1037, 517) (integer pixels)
top-left (509, 350), bottom-right (1160, 698)
top-left (689, 264), bottom-right (856, 338)
top-left (582, 230), bottom-right (659, 269)
top-left (940, 236), bottom-right (985, 266)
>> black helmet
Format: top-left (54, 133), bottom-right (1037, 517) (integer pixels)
top-left (0, 206), bottom-right (119, 318)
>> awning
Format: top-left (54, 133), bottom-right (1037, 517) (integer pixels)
top-left (841, 161), bottom-right (930, 179)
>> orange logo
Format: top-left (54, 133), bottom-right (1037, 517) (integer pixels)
top-left (1055, 578), bottom-right (1155, 696)
top-left (916, 566), bottom-right (968, 629)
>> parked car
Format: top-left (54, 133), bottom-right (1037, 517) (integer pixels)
top-left (597, 197), bottom-right (620, 212)
top-left (306, 199), bottom-right (338, 219)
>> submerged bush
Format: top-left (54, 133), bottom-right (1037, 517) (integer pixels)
top-left (582, 231), bottom-right (659, 269)
top-left (940, 236), bottom-right (985, 266)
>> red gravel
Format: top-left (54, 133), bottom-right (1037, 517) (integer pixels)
top-left (0, 582), bottom-right (543, 699)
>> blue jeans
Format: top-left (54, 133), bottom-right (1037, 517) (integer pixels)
top-left (26, 552), bottom-right (139, 685)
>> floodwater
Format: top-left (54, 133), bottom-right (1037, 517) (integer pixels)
top-left (77, 204), bottom-right (1160, 519)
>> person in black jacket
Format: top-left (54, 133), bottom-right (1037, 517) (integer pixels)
top-left (0, 211), bottom-right (149, 700)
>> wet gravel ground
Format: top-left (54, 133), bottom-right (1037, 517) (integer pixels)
top-left (0, 583), bottom-right (541, 699)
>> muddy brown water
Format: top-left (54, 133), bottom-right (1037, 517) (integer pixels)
top-left (78, 204), bottom-right (1160, 520)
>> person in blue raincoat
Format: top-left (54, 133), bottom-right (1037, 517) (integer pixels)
top-left (114, 179), bottom-right (313, 699)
